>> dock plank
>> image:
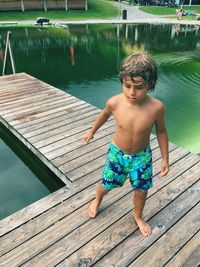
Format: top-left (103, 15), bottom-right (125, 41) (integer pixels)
top-left (32, 118), bottom-right (115, 149)
top-left (2, 97), bottom-right (80, 120)
top-left (59, 169), bottom-right (200, 267)
top-left (10, 102), bottom-right (90, 127)
top-left (40, 123), bottom-right (115, 156)
top-left (24, 112), bottom-right (100, 140)
top-left (165, 230), bottom-right (200, 267)
top-left (129, 202), bottom-right (200, 267)
top-left (18, 166), bottom-right (200, 267)
top-left (0, 150), bottom-right (198, 262)
top-left (17, 106), bottom-right (99, 135)
top-left (0, 94), bottom-right (73, 114)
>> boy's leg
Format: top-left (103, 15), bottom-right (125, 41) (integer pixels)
top-left (88, 183), bottom-right (108, 218)
top-left (133, 189), bottom-right (152, 237)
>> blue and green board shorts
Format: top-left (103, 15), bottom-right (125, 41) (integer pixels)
top-left (102, 143), bottom-right (153, 192)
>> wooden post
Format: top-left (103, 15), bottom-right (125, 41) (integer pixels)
top-left (21, 0), bottom-right (25, 12)
top-left (85, 0), bottom-right (88, 11)
top-left (44, 0), bottom-right (47, 11)
top-left (2, 31), bottom-right (16, 76)
top-left (65, 0), bottom-right (68, 11)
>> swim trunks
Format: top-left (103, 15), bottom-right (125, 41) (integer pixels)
top-left (102, 143), bottom-right (153, 192)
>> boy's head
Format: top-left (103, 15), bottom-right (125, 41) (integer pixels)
top-left (119, 53), bottom-right (158, 92)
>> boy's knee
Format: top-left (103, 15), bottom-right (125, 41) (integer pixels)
top-left (98, 183), bottom-right (109, 195)
top-left (134, 189), bottom-right (148, 197)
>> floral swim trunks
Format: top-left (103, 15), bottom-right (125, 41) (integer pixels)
top-left (102, 143), bottom-right (153, 192)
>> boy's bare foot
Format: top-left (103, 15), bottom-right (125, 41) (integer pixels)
top-left (134, 216), bottom-right (152, 237)
top-left (88, 199), bottom-right (100, 218)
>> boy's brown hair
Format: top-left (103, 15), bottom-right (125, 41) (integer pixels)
top-left (119, 53), bottom-right (158, 92)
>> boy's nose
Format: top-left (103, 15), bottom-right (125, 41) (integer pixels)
top-left (130, 88), bottom-right (136, 95)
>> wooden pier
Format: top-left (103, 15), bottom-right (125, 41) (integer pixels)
top-left (0, 73), bottom-right (199, 266)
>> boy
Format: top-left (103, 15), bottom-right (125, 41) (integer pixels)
top-left (84, 53), bottom-right (169, 237)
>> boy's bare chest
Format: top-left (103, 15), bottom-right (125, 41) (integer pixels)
top-left (113, 106), bottom-right (155, 132)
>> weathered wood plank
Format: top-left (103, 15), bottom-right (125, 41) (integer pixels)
top-left (0, 149), bottom-right (197, 262)
top-left (0, 77), bottom-right (57, 92)
top-left (0, 91), bottom-right (72, 112)
top-left (165, 230), bottom-right (200, 267)
top-left (0, 79), bottom-right (59, 100)
top-left (10, 102), bottom-right (89, 126)
top-left (0, 182), bottom-right (129, 258)
top-left (16, 165), bottom-right (200, 267)
top-left (1, 96), bottom-right (79, 119)
top-left (16, 105), bottom-right (98, 132)
top-left (22, 109), bottom-right (100, 139)
top-left (0, 78), bottom-right (38, 93)
top-left (26, 113), bottom-right (103, 143)
top-left (0, 84), bottom-right (53, 101)
top-left (0, 187), bottom-right (68, 237)
top-left (33, 118), bottom-right (115, 149)
top-left (0, 183), bottom-right (137, 266)
top-left (58, 171), bottom-right (200, 267)
top-left (0, 150), bottom-right (198, 255)
top-left (46, 127), bottom-right (115, 161)
top-left (40, 123), bottom-right (115, 156)
top-left (0, 95), bottom-right (75, 118)
top-left (0, 72), bottom-right (32, 82)
top-left (129, 202), bottom-right (200, 267)
top-left (4, 99), bottom-right (86, 125)
top-left (50, 131), bottom-right (115, 165)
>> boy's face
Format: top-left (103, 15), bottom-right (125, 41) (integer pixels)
top-left (122, 76), bottom-right (148, 104)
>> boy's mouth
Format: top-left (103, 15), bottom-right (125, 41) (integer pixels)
top-left (129, 97), bottom-right (136, 100)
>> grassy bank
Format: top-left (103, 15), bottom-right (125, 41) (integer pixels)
top-left (0, 1), bottom-right (200, 22)
top-left (139, 6), bottom-right (200, 15)
top-left (0, 0), bottom-right (118, 21)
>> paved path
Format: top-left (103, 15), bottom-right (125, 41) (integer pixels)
top-left (112, 2), bottom-right (163, 19)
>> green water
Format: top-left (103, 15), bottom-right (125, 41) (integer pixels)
top-left (0, 23), bottom-right (199, 218)
top-left (0, 125), bottom-right (64, 219)
top-left (1, 23), bottom-right (199, 153)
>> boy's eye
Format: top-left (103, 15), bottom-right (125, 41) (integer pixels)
top-left (124, 83), bottom-right (131, 88)
top-left (123, 83), bottom-right (144, 90)
top-left (136, 85), bottom-right (143, 90)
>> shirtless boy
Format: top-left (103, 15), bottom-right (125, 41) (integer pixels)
top-left (84, 53), bottom-right (169, 237)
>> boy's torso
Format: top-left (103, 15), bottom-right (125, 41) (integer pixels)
top-left (111, 94), bottom-right (159, 153)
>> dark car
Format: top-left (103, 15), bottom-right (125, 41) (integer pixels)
top-left (36, 17), bottom-right (50, 26)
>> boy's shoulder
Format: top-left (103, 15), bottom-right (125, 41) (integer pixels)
top-left (107, 94), bottom-right (122, 108)
top-left (148, 96), bottom-right (165, 116)
top-left (149, 96), bottom-right (164, 108)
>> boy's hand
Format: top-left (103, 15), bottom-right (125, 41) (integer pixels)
top-left (84, 130), bottom-right (94, 144)
top-left (160, 160), bottom-right (170, 177)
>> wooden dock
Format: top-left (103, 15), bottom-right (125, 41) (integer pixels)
top-left (0, 73), bottom-right (199, 267)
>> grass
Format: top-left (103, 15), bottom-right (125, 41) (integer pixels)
top-left (0, 0), bottom-right (118, 21)
top-left (139, 6), bottom-right (200, 15)
top-left (0, 1), bottom-right (199, 22)
top-left (139, 6), bottom-right (200, 20)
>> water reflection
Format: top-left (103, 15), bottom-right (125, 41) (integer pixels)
top-left (0, 23), bottom-right (200, 154)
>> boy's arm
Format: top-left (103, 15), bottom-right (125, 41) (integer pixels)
top-left (155, 104), bottom-right (170, 177)
top-left (84, 99), bottom-right (113, 143)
